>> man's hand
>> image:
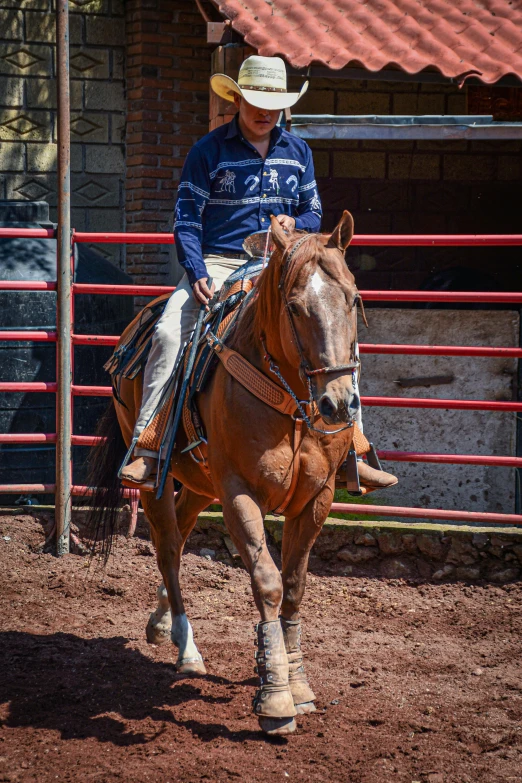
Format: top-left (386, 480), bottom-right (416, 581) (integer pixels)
top-left (275, 214), bottom-right (296, 233)
top-left (192, 276), bottom-right (215, 308)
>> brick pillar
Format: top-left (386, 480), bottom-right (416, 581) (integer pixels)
top-left (125, 0), bottom-right (211, 285)
top-left (209, 45), bottom-right (253, 131)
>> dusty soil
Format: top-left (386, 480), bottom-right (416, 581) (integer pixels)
top-left (0, 514), bottom-right (521, 783)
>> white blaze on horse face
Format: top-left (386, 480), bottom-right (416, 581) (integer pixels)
top-left (308, 270), bottom-right (334, 329)
top-left (310, 271), bottom-right (324, 296)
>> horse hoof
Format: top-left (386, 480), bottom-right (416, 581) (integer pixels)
top-left (146, 619), bottom-right (171, 646)
top-left (295, 701), bottom-right (316, 715)
top-left (258, 716), bottom-right (296, 736)
top-left (175, 657), bottom-right (207, 676)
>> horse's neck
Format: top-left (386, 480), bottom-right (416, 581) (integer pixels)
top-left (233, 297), bottom-right (307, 399)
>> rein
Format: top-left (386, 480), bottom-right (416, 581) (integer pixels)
top-left (260, 233), bottom-right (362, 436)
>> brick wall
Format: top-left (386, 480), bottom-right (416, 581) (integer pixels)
top-left (288, 76), bottom-right (522, 292)
top-left (125, 0), bottom-right (211, 285)
top-left (0, 0), bottom-right (126, 269)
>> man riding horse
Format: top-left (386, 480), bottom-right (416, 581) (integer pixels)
top-left (120, 54), bottom-right (397, 494)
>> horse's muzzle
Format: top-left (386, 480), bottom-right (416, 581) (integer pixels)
top-left (318, 392), bottom-right (359, 425)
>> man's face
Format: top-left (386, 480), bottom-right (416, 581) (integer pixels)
top-left (234, 94), bottom-right (280, 139)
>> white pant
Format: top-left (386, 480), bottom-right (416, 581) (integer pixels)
top-left (134, 255), bottom-right (246, 457)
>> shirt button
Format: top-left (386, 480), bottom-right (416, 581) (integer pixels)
top-left (263, 194), bottom-right (267, 198)
top-left (261, 218), bottom-right (265, 222)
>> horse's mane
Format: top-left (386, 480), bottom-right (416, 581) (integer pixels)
top-left (243, 232), bottom-right (324, 347)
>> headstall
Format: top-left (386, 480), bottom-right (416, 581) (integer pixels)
top-left (260, 233), bottom-right (363, 436)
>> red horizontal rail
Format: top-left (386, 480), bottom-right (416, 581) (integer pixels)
top-left (0, 434), bottom-right (103, 446)
top-left (359, 343), bottom-right (522, 358)
top-left (71, 231), bottom-right (522, 247)
top-left (0, 382), bottom-right (57, 393)
top-left (73, 334), bottom-right (119, 346)
top-left (3, 227), bottom-right (521, 247)
top-left (72, 282), bottom-right (174, 296)
top-left (0, 332), bottom-right (119, 346)
top-left (330, 502), bottom-right (522, 525)
top-left (0, 433), bottom-right (56, 444)
top-left (2, 433), bottom-right (521, 468)
top-left (0, 281), bottom-right (56, 291)
top-left (3, 331), bottom-right (521, 358)
top-left (0, 330), bottom-right (57, 342)
top-left (360, 291), bottom-right (522, 303)
top-left (362, 396), bottom-right (522, 411)
top-left (72, 284), bottom-right (522, 304)
top-left (0, 228), bottom-right (55, 239)
top-left (354, 235), bottom-right (522, 247)
top-left (74, 232), bottom-right (174, 245)
top-left (0, 483), bottom-right (136, 498)
top-left (2, 381), bottom-right (521, 410)
top-left (0, 482), bottom-right (519, 525)
top-left (72, 384), bottom-right (112, 397)
top-left (2, 278), bottom-right (522, 304)
top-left (377, 451), bottom-right (522, 467)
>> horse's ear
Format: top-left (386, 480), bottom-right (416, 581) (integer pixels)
top-left (327, 210), bottom-right (354, 252)
top-left (270, 215), bottom-right (290, 252)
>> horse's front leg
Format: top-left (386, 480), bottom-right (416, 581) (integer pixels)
top-left (141, 481), bottom-right (208, 675)
top-left (221, 489), bottom-right (296, 736)
top-left (281, 484), bottom-right (334, 714)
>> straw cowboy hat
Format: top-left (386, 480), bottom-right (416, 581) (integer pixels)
top-left (210, 55), bottom-right (308, 111)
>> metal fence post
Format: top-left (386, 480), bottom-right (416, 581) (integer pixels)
top-left (56, 0), bottom-right (72, 556)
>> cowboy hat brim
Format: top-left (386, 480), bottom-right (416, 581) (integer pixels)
top-left (210, 74), bottom-right (308, 111)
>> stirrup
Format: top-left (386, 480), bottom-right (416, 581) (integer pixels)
top-left (366, 442), bottom-right (383, 471)
top-left (345, 449), bottom-right (362, 496)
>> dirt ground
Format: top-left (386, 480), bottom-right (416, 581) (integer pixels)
top-left (0, 514), bottom-right (521, 783)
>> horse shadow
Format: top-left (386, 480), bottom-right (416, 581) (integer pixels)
top-left (0, 631), bottom-right (282, 746)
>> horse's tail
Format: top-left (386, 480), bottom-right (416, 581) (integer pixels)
top-left (85, 398), bottom-right (127, 561)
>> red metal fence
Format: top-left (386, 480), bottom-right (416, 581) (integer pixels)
top-left (2, 227), bottom-right (522, 551)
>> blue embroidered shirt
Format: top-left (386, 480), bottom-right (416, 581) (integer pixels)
top-left (174, 115), bottom-right (322, 285)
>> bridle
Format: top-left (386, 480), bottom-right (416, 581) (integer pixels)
top-left (261, 233), bottom-right (362, 436)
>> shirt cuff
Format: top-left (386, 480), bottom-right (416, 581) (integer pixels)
top-left (185, 260), bottom-right (208, 287)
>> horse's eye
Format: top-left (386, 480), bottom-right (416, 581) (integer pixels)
top-left (288, 302), bottom-right (300, 317)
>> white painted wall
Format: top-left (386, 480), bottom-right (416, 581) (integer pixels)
top-left (358, 309), bottom-right (519, 514)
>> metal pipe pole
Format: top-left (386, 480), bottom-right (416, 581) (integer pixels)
top-left (56, 0), bottom-right (72, 556)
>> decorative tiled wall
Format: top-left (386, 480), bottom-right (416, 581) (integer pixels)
top-left (0, 0), bottom-right (126, 269)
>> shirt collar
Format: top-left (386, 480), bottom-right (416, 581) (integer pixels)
top-left (225, 114), bottom-right (285, 150)
top-left (225, 114), bottom-right (241, 140)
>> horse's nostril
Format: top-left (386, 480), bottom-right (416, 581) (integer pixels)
top-left (350, 393), bottom-right (360, 411)
top-left (319, 395), bottom-right (337, 419)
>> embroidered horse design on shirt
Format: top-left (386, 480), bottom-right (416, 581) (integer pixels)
top-left (310, 189), bottom-right (321, 211)
top-left (216, 170), bottom-right (236, 193)
top-left (268, 168), bottom-right (280, 193)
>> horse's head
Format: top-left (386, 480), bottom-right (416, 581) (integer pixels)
top-left (268, 211), bottom-right (363, 425)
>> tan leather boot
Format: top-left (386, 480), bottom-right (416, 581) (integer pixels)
top-left (357, 460), bottom-right (398, 492)
top-left (281, 617), bottom-right (316, 714)
top-left (253, 620), bottom-right (296, 735)
top-left (120, 455), bottom-right (158, 490)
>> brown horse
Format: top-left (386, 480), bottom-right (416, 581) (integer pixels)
top-left (90, 211), bottom-right (362, 735)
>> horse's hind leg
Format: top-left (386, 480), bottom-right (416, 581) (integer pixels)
top-left (141, 480), bottom-right (210, 675)
top-left (221, 491), bottom-right (296, 736)
top-left (281, 486), bottom-right (334, 715)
